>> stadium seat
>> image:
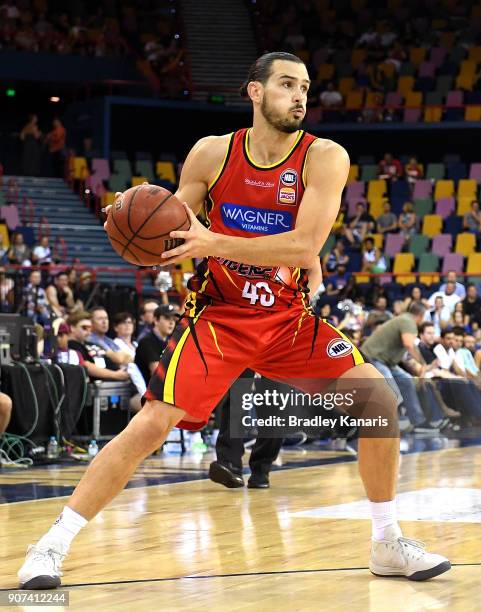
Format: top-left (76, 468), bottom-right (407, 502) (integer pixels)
top-left (410, 47), bottom-right (426, 67)
top-left (413, 180), bottom-right (433, 198)
top-left (0, 223), bottom-right (10, 249)
top-left (369, 233), bottom-right (384, 249)
top-left (368, 199), bottom-right (387, 218)
top-left (435, 75), bottom-right (453, 95)
top-left (405, 91), bottom-right (423, 107)
top-left (442, 253), bottom-right (464, 274)
top-left (393, 252), bottom-right (416, 285)
top-left (465, 106), bottom-right (481, 121)
top-left (390, 180), bottom-right (410, 200)
top-left (346, 165), bottom-right (359, 184)
top-left (131, 176), bottom-right (149, 187)
top-left (409, 234), bottom-right (430, 257)
top-left (444, 215), bottom-right (463, 236)
top-left (385, 92), bottom-right (403, 107)
top-left (360, 165), bottom-right (378, 181)
top-left (466, 253), bottom-right (481, 283)
top-left (434, 180), bottom-right (454, 200)
top-left (320, 235), bottom-right (335, 257)
top-left (455, 73), bottom-right (475, 90)
top-left (384, 233), bottom-right (405, 257)
top-left (455, 232), bottom-right (476, 256)
top-left (101, 191), bottom-right (116, 207)
top-left (418, 253), bottom-right (440, 285)
top-left (446, 163), bottom-right (467, 182)
top-left (403, 107), bottom-right (422, 122)
top-left (431, 234), bottom-right (452, 257)
top-left (399, 62), bottom-right (415, 76)
top-left (424, 91), bottom-right (443, 122)
top-left (338, 77), bottom-right (355, 96)
top-left (156, 161), bottom-right (177, 184)
top-left (422, 214), bottom-right (443, 237)
top-left (414, 197), bottom-right (434, 216)
top-left (469, 163), bottom-right (481, 183)
top-left (367, 179), bottom-right (387, 200)
top-left (458, 178), bottom-right (477, 198)
top-left (136, 160), bottom-right (155, 182)
top-left (345, 180), bottom-right (365, 200)
top-left (435, 197), bottom-right (456, 218)
top-left (430, 47), bottom-right (448, 68)
top-left (398, 76), bottom-right (415, 95)
top-left (426, 163), bottom-right (445, 180)
top-left (71, 157), bottom-right (89, 180)
top-left (457, 196), bottom-right (474, 216)
top-left (468, 46), bottom-right (481, 63)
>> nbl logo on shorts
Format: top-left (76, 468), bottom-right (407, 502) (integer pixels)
top-left (327, 338), bottom-right (354, 358)
top-left (278, 168), bottom-right (298, 206)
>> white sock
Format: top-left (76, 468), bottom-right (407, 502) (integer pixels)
top-left (370, 500), bottom-right (401, 541)
top-left (37, 506), bottom-right (88, 554)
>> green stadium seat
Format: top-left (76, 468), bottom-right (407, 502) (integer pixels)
top-left (409, 234), bottom-right (430, 257)
top-left (414, 197), bottom-right (434, 216)
top-left (426, 163), bottom-right (445, 180)
top-left (418, 253), bottom-right (440, 284)
top-left (436, 75), bottom-right (453, 95)
top-left (320, 235), bottom-right (335, 257)
top-left (360, 164), bottom-right (378, 181)
top-left (136, 161), bottom-right (155, 182)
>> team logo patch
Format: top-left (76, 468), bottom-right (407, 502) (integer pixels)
top-left (327, 338), bottom-right (354, 359)
top-left (278, 187), bottom-right (296, 204)
top-left (280, 169), bottom-right (298, 186)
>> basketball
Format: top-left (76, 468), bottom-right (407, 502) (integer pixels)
top-left (104, 184), bottom-right (190, 266)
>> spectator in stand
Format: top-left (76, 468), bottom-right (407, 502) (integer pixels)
top-left (392, 300), bottom-right (405, 316)
top-left (44, 118), bottom-right (66, 178)
top-left (439, 270), bottom-right (466, 300)
top-left (361, 237), bottom-right (387, 273)
top-left (398, 201), bottom-right (417, 242)
top-left (403, 285), bottom-right (430, 312)
top-left (113, 311), bottom-right (147, 400)
top-left (0, 266), bottom-right (14, 312)
top-left (31, 236), bottom-right (52, 266)
top-left (452, 307), bottom-right (470, 333)
top-left (0, 237), bottom-right (8, 264)
top-left (463, 284), bottom-right (481, 330)
top-left (322, 238), bottom-right (349, 274)
top-left (345, 202), bottom-right (375, 245)
top-left (404, 157), bottom-right (423, 192)
top-left (331, 202), bottom-right (348, 239)
top-left (429, 281), bottom-right (461, 314)
top-left (324, 263), bottom-right (350, 296)
top-left (365, 295), bottom-right (393, 333)
top-left (462, 201), bottom-right (481, 247)
top-left (319, 82), bottom-right (343, 108)
top-left (135, 305), bottom-right (178, 386)
top-left (20, 114), bottom-right (42, 177)
top-left (378, 152), bottom-right (402, 181)
top-left (87, 307), bottom-right (133, 367)
top-left (429, 296), bottom-right (451, 337)
top-left (376, 202), bottom-right (398, 234)
top-left (22, 269), bottom-right (50, 325)
top-left (7, 233), bottom-right (31, 266)
top-left (463, 333), bottom-right (481, 376)
top-left (452, 327), bottom-right (481, 386)
top-left (55, 322), bottom-right (85, 365)
top-left (45, 271), bottom-right (75, 318)
top-left (319, 303), bottom-right (339, 326)
top-left (73, 271), bottom-right (99, 310)
top-left (66, 311), bottom-right (129, 382)
top-left (136, 299), bottom-right (161, 341)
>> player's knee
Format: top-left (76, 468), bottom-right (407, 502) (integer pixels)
top-left (135, 399), bottom-right (183, 446)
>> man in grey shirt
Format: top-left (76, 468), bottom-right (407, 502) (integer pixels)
top-left (376, 202), bottom-right (398, 234)
top-left (362, 302), bottom-right (440, 431)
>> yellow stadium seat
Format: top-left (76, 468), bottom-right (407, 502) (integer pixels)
top-left (368, 233), bottom-right (384, 249)
top-left (317, 64), bottom-right (335, 81)
top-left (397, 76), bottom-right (415, 95)
top-left (346, 90), bottom-right (364, 109)
top-left (422, 214), bottom-right (443, 237)
top-left (354, 273), bottom-right (370, 283)
top-left (131, 176), bottom-right (148, 187)
top-left (156, 161), bottom-right (176, 184)
top-left (410, 47), bottom-right (426, 66)
top-left (458, 179), bottom-right (477, 198)
top-left (455, 73), bottom-right (475, 91)
top-left (419, 273), bottom-right (440, 286)
top-left (351, 49), bottom-right (366, 68)
top-left (393, 253), bottom-right (416, 285)
top-left (424, 107), bottom-right (442, 122)
top-left (101, 191), bottom-right (116, 206)
top-left (368, 199), bottom-right (388, 219)
top-left (338, 77), bottom-right (355, 96)
top-left (434, 179), bottom-right (455, 200)
top-left (466, 253), bottom-right (481, 281)
top-left (347, 165), bottom-right (359, 184)
top-left (365, 92), bottom-right (384, 108)
top-left (460, 60), bottom-right (477, 75)
top-left (0, 223), bottom-right (10, 249)
top-left (465, 106), bottom-right (481, 121)
top-left (72, 157), bottom-right (89, 180)
top-left (367, 179), bottom-right (387, 200)
top-left (468, 46), bottom-right (481, 63)
top-left (457, 196), bottom-right (475, 216)
top-left (405, 91), bottom-right (423, 107)
top-left (455, 232), bottom-right (476, 256)
top-left (180, 259), bottom-right (195, 273)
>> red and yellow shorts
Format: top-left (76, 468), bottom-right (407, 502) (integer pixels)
top-left (144, 303), bottom-right (365, 429)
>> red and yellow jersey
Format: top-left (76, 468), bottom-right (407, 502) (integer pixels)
top-left (188, 127), bottom-right (318, 312)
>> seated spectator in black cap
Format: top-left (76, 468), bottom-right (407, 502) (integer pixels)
top-left (135, 305), bottom-right (178, 385)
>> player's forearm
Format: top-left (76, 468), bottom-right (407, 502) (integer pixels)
top-left (209, 230), bottom-right (315, 269)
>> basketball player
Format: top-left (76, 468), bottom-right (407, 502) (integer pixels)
top-left (18, 52), bottom-right (450, 588)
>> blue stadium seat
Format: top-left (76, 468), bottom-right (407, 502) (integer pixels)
top-left (390, 180), bottom-right (411, 200)
top-left (446, 163), bottom-right (467, 181)
top-left (444, 215), bottom-right (463, 236)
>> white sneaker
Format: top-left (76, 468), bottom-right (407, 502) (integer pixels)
top-left (369, 525), bottom-right (451, 581)
top-left (18, 544), bottom-right (65, 589)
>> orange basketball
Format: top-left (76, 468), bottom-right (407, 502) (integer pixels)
top-left (104, 184), bottom-right (190, 266)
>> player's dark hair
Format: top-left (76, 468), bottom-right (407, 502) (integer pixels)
top-left (240, 52), bottom-right (305, 97)
top-left (407, 301), bottom-right (426, 317)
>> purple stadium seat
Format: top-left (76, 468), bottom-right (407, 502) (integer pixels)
top-left (403, 108), bottom-right (422, 122)
top-left (345, 181), bottom-right (365, 200)
top-left (442, 253), bottom-right (464, 274)
top-left (432, 234), bottom-right (453, 257)
top-left (92, 158), bottom-right (110, 180)
top-left (0, 205), bottom-right (20, 230)
top-left (446, 90), bottom-right (463, 107)
top-left (385, 92), bottom-right (402, 107)
top-left (430, 47), bottom-right (447, 67)
top-left (469, 163), bottom-right (481, 184)
top-left (384, 233), bottom-right (405, 257)
top-left (413, 180), bottom-right (433, 198)
top-left (347, 198), bottom-right (367, 216)
top-left (418, 61), bottom-right (436, 78)
top-left (435, 197), bottom-right (456, 218)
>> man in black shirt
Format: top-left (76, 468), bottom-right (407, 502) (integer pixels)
top-left (135, 305), bottom-right (178, 385)
top-left (462, 284), bottom-right (481, 327)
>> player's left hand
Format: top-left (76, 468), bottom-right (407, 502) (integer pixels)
top-left (161, 203), bottom-right (214, 265)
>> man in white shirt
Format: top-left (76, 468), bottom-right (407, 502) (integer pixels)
top-left (429, 296), bottom-right (451, 336)
top-left (428, 281), bottom-right (461, 314)
top-left (319, 82), bottom-right (343, 108)
top-left (439, 271), bottom-right (466, 300)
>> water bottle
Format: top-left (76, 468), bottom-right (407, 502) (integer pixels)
top-left (88, 440), bottom-right (99, 458)
top-left (190, 432), bottom-right (207, 453)
top-left (46, 436), bottom-right (59, 459)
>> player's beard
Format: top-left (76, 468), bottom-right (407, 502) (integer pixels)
top-left (260, 95), bottom-right (303, 134)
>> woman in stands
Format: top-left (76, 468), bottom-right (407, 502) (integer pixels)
top-left (398, 201), bottom-right (417, 242)
top-left (113, 312), bottom-right (146, 406)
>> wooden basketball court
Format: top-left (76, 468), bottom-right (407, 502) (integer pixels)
top-left (0, 443), bottom-right (480, 611)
